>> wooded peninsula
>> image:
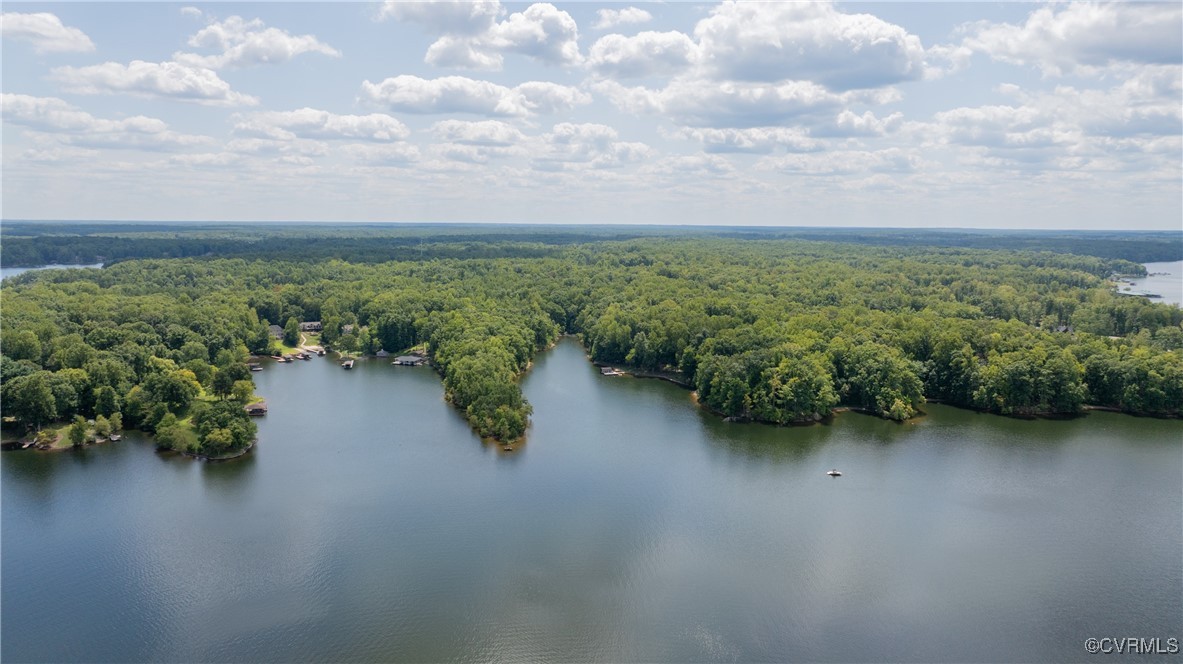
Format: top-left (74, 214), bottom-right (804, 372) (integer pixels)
top-left (2, 224), bottom-right (1180, 450)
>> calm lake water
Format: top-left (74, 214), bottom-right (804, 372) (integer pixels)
top-left (1123, 261), bottom-right (1183, 307)
top-left (0, 263), bottom-right (104, 280)
top-left (3, 338), bottom-right (1180, 662)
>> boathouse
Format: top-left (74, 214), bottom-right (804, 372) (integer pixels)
top-left (393, 355), bottom-right (425, 366)
top-left (245, 400), bottom-right (268, 416)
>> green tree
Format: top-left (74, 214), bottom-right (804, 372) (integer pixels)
top-left (284, 317), bottom-right (300, 347)
top-left (94, 414), bottom-right (112, 438)
top-left (4, 330), bottom-right (42, 363)
top-left (68, 415), bottom-right (88, 447)
top-left (2, 373), bottom-right (57, 429)
top-left (231, 380), bottom-right (254, 404)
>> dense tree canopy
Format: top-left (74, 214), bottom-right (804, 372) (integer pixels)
top-left (2, 236), bottom-right (1180, 450)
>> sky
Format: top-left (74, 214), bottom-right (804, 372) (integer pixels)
top-left (1, 2), bottom-right (1180, 229)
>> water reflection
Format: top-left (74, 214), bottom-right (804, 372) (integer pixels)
top-left (201, 450), bottom-right (257, 498)
top-left (2, 336), bottom-right (1180, 663)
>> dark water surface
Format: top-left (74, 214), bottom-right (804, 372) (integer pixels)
top-left (3, 338), bottom-right (1180, 662)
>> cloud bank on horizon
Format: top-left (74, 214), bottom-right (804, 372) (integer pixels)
top-left (1, 1), bottom-right (1179, 229)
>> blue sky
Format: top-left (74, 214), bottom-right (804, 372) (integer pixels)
top-left (2, 2), bottom-right (1180, 229)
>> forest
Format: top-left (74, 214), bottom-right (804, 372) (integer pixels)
top-left (2, 234), bottom-right (1181, 447)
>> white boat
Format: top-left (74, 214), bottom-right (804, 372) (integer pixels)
top-left (827, 469), bottom-right (842, 477)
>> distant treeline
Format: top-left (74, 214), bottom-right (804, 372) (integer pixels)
top-left (1, 223), bottom-right (1179, 266)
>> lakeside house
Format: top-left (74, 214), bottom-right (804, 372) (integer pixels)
top-left (299, 321), bottom-right (322, 332)
top-left (394, 355), bottom-right (425, 366)
top-left (375, 349), bottom-right (390, 358)
top-left (244, 400), bottom-right (268, 416)
top-left (268, 325), bottom-right (283, 339)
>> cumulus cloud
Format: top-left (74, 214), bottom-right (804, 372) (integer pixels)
top-left (175, 15), bottom-right (340, 69)
top-left (531, 122), bottom-right (651, 171)
top-left (431, 119), bottom-right (524, 146)
top-left (233, 108), bottom-right (410, 142)
top-left (360, 74), bottom-right (590, 116)
top-left (595, 78), bottom-right (892, 128)
top-left (378, 0), bottom-right (503, 34)
top-left (225, 137), bottom-right (328, 157)
top-left (646, 153), bottom-right (736, 177)
top-left (759, 148), bottom-right (921, 176)
top-left (692, 2), bottom-right (926, 90)
top-left (964, 3), bottom-right (1183, 76)
top-left (930, 69), bottom-right (1182, 172)
top-left (593, 7), bottom-right (652, 30)
top-left (1, 12), bottom-right (95, 53)
top-left (1, 93), bottom-right (209, 151)
top-left (50, 60), bottom-right (259, 106)
top-left (587, 31), bottom-right (698, 79)
top-left (342, 143), bottom-right (422, 167)
top-left (484, 3), bottom-right (581, 66)
top-left (387, 1), bottom-right (581, 69)
top-left (669, 127), bottom-right (820, 154)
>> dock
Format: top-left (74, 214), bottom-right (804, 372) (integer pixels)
top-left (342, 359), bottom-right (355, 370)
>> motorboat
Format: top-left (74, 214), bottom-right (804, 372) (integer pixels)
top-left (827, 469), bottom-right (842, 477)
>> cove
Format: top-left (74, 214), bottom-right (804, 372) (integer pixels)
top-left (2, 337), bottom-right (1180, 662)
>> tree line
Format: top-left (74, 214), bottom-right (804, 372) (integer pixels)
top-left (2, 238), bottom-right (1180, 448)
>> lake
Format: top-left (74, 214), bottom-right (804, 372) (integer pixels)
top-left (1124, 260), bottom-right (1183, 307)
top-left (2, 338), bottom-right (1180, 662)
top-left (0, 263), bottom-right (104, 280)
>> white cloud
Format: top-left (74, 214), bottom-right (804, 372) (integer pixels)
top-left (233, 108), bottom-right (410, 142)
top-left (759, 148), bottom-right (921, 176)
top-left (378, 0), bottom-right (503, 35)
top-left (21, 146), bottom-right (100, 162)
top-left (175, 15), bottom-right (340, 69)
top-left (930, 69), bottom-right (1182, 173)
top-left (180, 7), bottom-right (203, 19)
top-left (424, 35), bottom-right (506, 69)
top-left (170, 152), bottom-right (243, 167)
top-left (646, 153), bottom-right (736, 177)
top-left (484, 3), bottom-right (581, 67)
top-left (670, 127), bottom-right (820, 154)
top-left (531, 122), bottom-right (651, 171)
top-left (390, 1), bottom-right (581, 70)
top-left (513, 81), bottom-right (592, 114)
top-left (587, 31), bottom-right (698, 79)
top-left (2, 93), bottom-right (210, 151)
top-left (342, 143), bottom-right (422, 167)
top-left (431, 119), bottom-right (524, 146)
top-left (693, 2), bottom-right (926, 90)
top-left (50, 60), bottom-right (259, 106)
top-left (964, 3), bottom-right (1183, 76)
top-left (226, 137), bottom-right (328, 157)
top-left (1, 12), bottom-right (95, 53)
top-left (819, 110), bottom-right (904, 138)
top-left (594, 78), bottom-right (891, 128)
top-left (360, 75), bottom-right (589, 116)
top-left (593, 7), bottom-right (652, 30)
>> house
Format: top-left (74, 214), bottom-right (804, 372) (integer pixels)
top-left (342, 324), bottom-right (355, 334)
top-left (375, 349), bottom-right (390, 358)
top-left (244, 400), bottom-right (268, 416)
top-left (299, 321), bottom-right (323, 332)
top-left (393, 355), bottom-right (425, 366)
top-left (268, 325), bottom-right (283, 339)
